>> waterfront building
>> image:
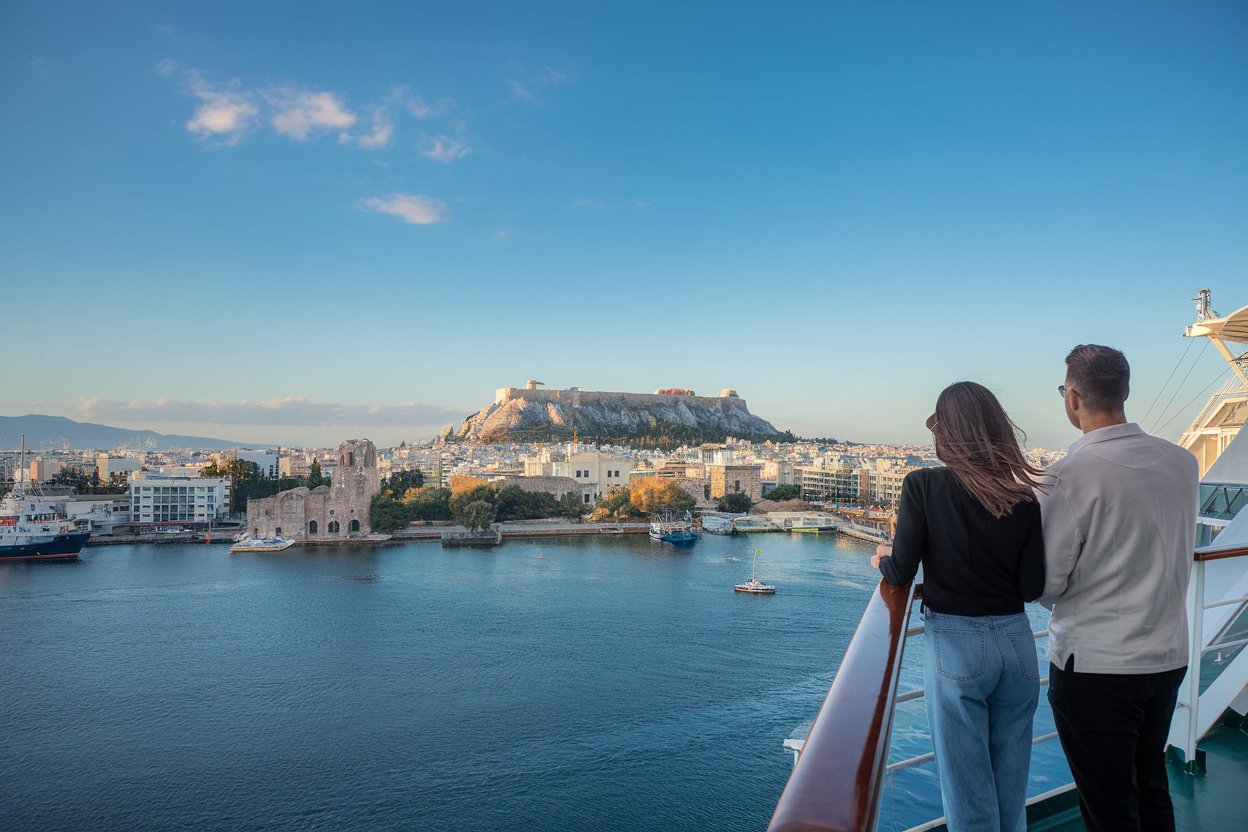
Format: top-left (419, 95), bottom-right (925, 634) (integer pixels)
top-left (245, 439), bottom-right (380, 541)
top-left (797, 465), bottom-right (868, 503)
top-left (128, 471), bottom-right (230, 525)
top-left (521, 444), bottom-right (631, 503)
top-left (57, 493), bottom-right (132, 532)
top-left (761, 461), bottom-right (799, 489)
top-left (707, 463), bottom-right (762, 502)
top-left (868, 466), bottom-right (912, 509)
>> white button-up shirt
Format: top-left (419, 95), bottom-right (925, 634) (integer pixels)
top-left (1037, 422), bottom-right (1199, 674)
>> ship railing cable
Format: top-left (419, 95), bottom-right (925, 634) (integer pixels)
top-left (1154, 367), bottom-right (1234, 435)
top-left (1140, 337), bottom-right (1196, 428)
top-left (1147, 339), bottom-right (1210, 434)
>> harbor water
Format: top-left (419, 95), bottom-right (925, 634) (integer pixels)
top-left (0, 533), bottom-right (1067, 831)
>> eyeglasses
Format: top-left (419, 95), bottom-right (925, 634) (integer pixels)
top-left (1058, 384), bottom-right (1075, 398)
top-left (925, 414), bottom-right (938, 432)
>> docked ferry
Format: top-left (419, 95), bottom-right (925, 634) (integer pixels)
top-left (1, 486), bottom-right (91, 561)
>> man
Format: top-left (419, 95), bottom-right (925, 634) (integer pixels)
top-left (1038, 344), bottom-right (1199, 831)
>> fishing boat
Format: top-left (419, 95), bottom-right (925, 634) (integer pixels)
top-left (229, 535), bottom-right (296, 553)
top-left (1, 436), bottom-right (91, 562)
top-left (734, 547), bottom-right (776, 594)
top-left (649, 511), bottom-right (699, 546)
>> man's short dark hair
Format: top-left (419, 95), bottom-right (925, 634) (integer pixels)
top-left (1065, 344), bottom-right (1130, 412)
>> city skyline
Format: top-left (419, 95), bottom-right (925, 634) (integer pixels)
top-left (3, 2), bottom-right (1245, 448)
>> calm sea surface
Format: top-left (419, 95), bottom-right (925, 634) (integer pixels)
top-left (0, 532), bottom-right (1068, 831)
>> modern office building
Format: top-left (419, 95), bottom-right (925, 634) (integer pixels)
top-left (128, 471), bottom-right (231, 524)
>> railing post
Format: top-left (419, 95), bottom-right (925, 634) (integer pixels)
top-left (1183, 559), bottom-right (1205, 770)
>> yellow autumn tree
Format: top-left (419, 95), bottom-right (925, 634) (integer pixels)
top-left (449, 475), bottom-right (490, 494)
top-left (628, 477), bottom-right (697, 514)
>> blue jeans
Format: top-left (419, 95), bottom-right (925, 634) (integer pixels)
top-left (924, 610), bottom-right (1040, 832)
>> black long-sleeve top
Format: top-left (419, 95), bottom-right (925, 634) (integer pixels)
top-left (878, 467), bottom-right (1044, 616)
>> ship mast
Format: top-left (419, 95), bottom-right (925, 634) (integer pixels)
top-left (1179, 289), bottom-right (1248, 477)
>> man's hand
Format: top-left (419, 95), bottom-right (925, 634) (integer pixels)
top-left (871, 544), bottom-right (892, 570)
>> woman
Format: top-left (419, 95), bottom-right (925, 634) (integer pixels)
top-left (872, 381), bottom-right (1045, 832)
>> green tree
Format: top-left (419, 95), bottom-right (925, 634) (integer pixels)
top-left (449, 484), bottom-right (498, 522)
top-left (201, 459), bottom-right (263, 513)
top-left (461, 500), bottom-right (496, 532)
top-left (717, 492), bottom-right (754, 513)
top-left (764, 484), bottom-right (801, 502)
top-left (369, 492), bottom-right (411, 532)
top-left (382, 468), bottom-right (425, 496)
top-left (47, 468), bottom-right (92, 492)
top-left (306, 460), bottom-right (328, 489)
top-left (403, 486), bottom-right (453, 521)
top-left (558, 492), bottom-right (588, 520)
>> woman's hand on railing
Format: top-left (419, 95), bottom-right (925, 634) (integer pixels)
top-left (871, 543), bottom-right (892, 569)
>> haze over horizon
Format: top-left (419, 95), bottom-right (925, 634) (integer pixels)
top-left (3, 2), bottom-right (1244, 449)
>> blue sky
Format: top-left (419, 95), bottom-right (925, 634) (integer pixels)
top-left (2, 1), bottom-right (1245, 448)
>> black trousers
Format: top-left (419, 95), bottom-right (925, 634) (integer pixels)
top-left (1048, 657), bottom-right (1187, 832)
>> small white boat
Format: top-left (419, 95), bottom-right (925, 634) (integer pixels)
top-left (229, 536), bottom-right (295, 553)
top-left (734, 547), bottom-right (776, 594)
top-left (701, 515), bottom-right (737, 535)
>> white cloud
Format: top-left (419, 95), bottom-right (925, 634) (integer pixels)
top-left (571, 198), bottom-right (606, 209)
top-left (154, 58), bottom-right (178, 77)
top-left (269, 89), bottom-right (357, 140)
top-left (339, 108), bottom-right (393, 150)
top-left (420, 135), bottom-right (471, 163)
top-left (507, 79), bottom-right (532, 100)
top-left (360, 193), bottom-right (449, 225)
top-left (543, 66), bottom-right (570, 85)
top-left (185, 75), bottom-right (257, 143)
top-left (76, 397), bottom-right (463, 427)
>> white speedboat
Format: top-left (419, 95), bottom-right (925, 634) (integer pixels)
top-left (734, 547), bottom-right (776, 594)
top-left (229, 536), bottom-right (295, 553)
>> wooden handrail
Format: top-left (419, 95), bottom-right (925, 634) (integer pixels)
top-left (767, 579), bottom-right (916, 832)
top-left (1195, 544), bottom-right (1248, 562)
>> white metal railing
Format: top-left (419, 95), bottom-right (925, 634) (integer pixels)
top-left (1172, 553), bottom-right (1248, 766)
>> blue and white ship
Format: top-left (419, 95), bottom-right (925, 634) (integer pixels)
top-left (1, 439), bottom-right (90, 561)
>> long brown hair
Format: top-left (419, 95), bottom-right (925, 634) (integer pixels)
top-left (931, 381), bottom-right (1044, 518)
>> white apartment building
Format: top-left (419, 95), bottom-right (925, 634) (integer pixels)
top-left (522, 444), bottom-right (631, 502)
top-left (761, 461), bottom-right (799, 488)
top-left (797, 465), bottom-right (869, 503)
top-left (237, 450), bottom-right (281, 479)
top-left (868, 467), bottom-right (912, 509)
top-left (128, 471), bottom-right (231, 525)
top-left (96, 454), bottom-right (140, 482)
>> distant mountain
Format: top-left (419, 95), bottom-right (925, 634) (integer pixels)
top-left (0, 415), bottom-right (266, 452)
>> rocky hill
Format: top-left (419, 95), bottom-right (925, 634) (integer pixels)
top-left (453, 387), bottom-right (790, 446)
